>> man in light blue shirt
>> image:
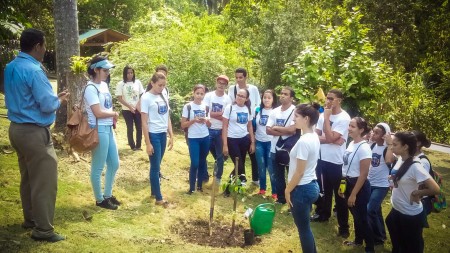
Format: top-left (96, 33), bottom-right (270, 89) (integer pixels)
top-left (5, 28), bottom-right (69, 242)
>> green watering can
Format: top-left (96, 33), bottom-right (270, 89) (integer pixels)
top-left (250, 203), bottom-right (276, 235)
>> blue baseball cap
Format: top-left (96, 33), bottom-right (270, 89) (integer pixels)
top-left (90, 59), bottom-right (115, 69)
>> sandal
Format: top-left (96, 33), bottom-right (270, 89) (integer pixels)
top-left (343, 240), bottom-right (362, 247)
top-left (155, 200), bottom-right (170, 208)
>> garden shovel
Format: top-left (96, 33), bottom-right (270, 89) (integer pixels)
top-left (209, 162), bottom-right (218, 236)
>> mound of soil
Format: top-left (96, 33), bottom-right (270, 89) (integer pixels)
top-left (171, 219), bottom-right (260, 248)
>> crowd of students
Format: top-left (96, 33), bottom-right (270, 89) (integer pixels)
top-left (81, 56), bottom-right (441, 253)
top-left (7, 29), bottom-right (440, 249)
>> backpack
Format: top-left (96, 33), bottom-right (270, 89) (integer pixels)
top-left (418, 155), bottom-right (447, 213)
top-left (67, 84), bottom-right (99, 153)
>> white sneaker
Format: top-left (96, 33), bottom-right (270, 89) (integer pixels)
top-left (252, 180), bottom-right (260, 186)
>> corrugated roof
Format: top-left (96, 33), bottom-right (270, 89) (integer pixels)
top-left (79, 29), bottom-right (108, 42)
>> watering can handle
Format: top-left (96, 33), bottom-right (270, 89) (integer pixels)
top-left (258, 203), bottom-right (275, 212)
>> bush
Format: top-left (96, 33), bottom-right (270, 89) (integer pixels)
top-left (108, 7), bottom-right (250, 97)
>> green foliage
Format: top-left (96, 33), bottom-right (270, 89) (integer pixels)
top-left (282, 8), bottom-right (393, 123)
top-left (221, 175), bottom-right (247, 195)
top-left (222, 0), bottom-right (336, 89)
top-left (108, 7), bottom-right (249, 96)
top-left (69, 56), bottom-right (90, 75)
top-left (383, 72), bottom-right (450, 144)
top-left (168, 92), bottom-right (187, 131)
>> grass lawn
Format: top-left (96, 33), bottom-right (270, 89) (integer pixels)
top-left (0, 95), bottom-right (449, 252)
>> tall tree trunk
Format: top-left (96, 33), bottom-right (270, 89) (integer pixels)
top-left (53, 0), bottom-right (80, 133)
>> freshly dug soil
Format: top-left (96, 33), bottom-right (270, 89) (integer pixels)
top-left (171, 219), bottom-right (260, 248)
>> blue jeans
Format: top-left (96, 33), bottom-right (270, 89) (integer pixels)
top-left (367, 186), bottom-right (389, 243)
top-left (291, 180), bottom-right (319, 253)
top-left (188, 136), bottom-right (210, 191)
top-left (149, 132), bottom-right (167, 201)
top-left (91, 125), bottom-right (120, 202)
top-left (208, 129), bottom-right (224, 180)
top-left (256, 141), bottom-right (275, 193)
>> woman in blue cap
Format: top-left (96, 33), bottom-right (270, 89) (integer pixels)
top-left (84, 55), bottom-right (121, 210)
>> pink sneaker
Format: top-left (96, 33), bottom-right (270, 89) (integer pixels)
top-left (258, 189), bottom-right (266, 195)
top-left (272, 194), bottom-right (278, 200)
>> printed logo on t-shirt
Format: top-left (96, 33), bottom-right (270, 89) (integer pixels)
top-left (236, 112), bottom-right (248, 124)
top-left (211, 103), bottom-right (223, 112)
top-left (157, 101), bottom-right (168, 115)
top-left (371, 153), bottom-right (381, 167)
top-left (343, 151), bottom-right (351, 165)
top-left (103, 93), bottom-right (113, 109)
top-left (259, 115), bottom-right (269, 126)
top-left (126, 86), bottom-right (138, 101)
top-left (194, 110), bottom-right (206, 118)
top-left (276, 118), bottom-right (285, 126)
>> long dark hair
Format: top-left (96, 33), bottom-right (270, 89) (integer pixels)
top-left (295, 102), bottom-right (320, 127)
top-left (123, 66), bottom-right (135, 83)
top-left (412, 130), bottom-right (431, 149)
top-left (243, 89), bottom-right (251, 115)
top-left (353, 117), bottom-right (371, 137)
top-left (393, 131), bottom-right (418, 184)
top-left (259, 89), bottom-right (277, 110)
top-left (146, 72), bottom-right (166, 92)
top-left (87, 55), bottom-right (107, 78)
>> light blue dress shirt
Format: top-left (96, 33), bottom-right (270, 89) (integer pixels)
top-left (4, 52), bottom-right (60, 127)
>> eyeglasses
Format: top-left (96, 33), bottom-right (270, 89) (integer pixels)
top-left (236, 94), bottom-right (246, 98)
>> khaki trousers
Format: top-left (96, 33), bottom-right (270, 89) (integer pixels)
top-left (9, 122), bottom-right (58, 238)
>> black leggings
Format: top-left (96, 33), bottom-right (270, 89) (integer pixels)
top-left (386, 208), bottom-right (424, 253)
top-left (227, 135), bottom-right (250, 181)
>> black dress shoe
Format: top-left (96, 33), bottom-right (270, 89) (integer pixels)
top-left (31, 233), bottom-right (65, 242)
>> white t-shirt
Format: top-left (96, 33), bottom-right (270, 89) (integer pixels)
top-left (391, 161), bottom-right (431, 215)
top-left (267, 105), bottom-right (296, 153)
top-left (204, 91), bottom-right (231, 130)
top-left (182, 102), bottom-right (209, 138)
top-left (367, 144), bottom-right (389, 187)
top-left (342, 141), bottom-right (372, 178)
top-left (288, 132), bottom-right (320, 185)
top-left (228, 84), bottom-right (261, 115)
top-left (84, 81), bottom-right (113, 126)
top-left (316, 110), bottom-right (351, 164)
top-left (255, 107), bottom-right (273, 142)
top-left (140, 92), bottom-right (170, 133)
top-left (368, 144), bottom-right (390, 187)
top-left (417, 152), bottom-right (431, 173)
top-left (115, 80), bottom-right (144, 110)
top-left (223, 104), bottom-right (252, 138)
